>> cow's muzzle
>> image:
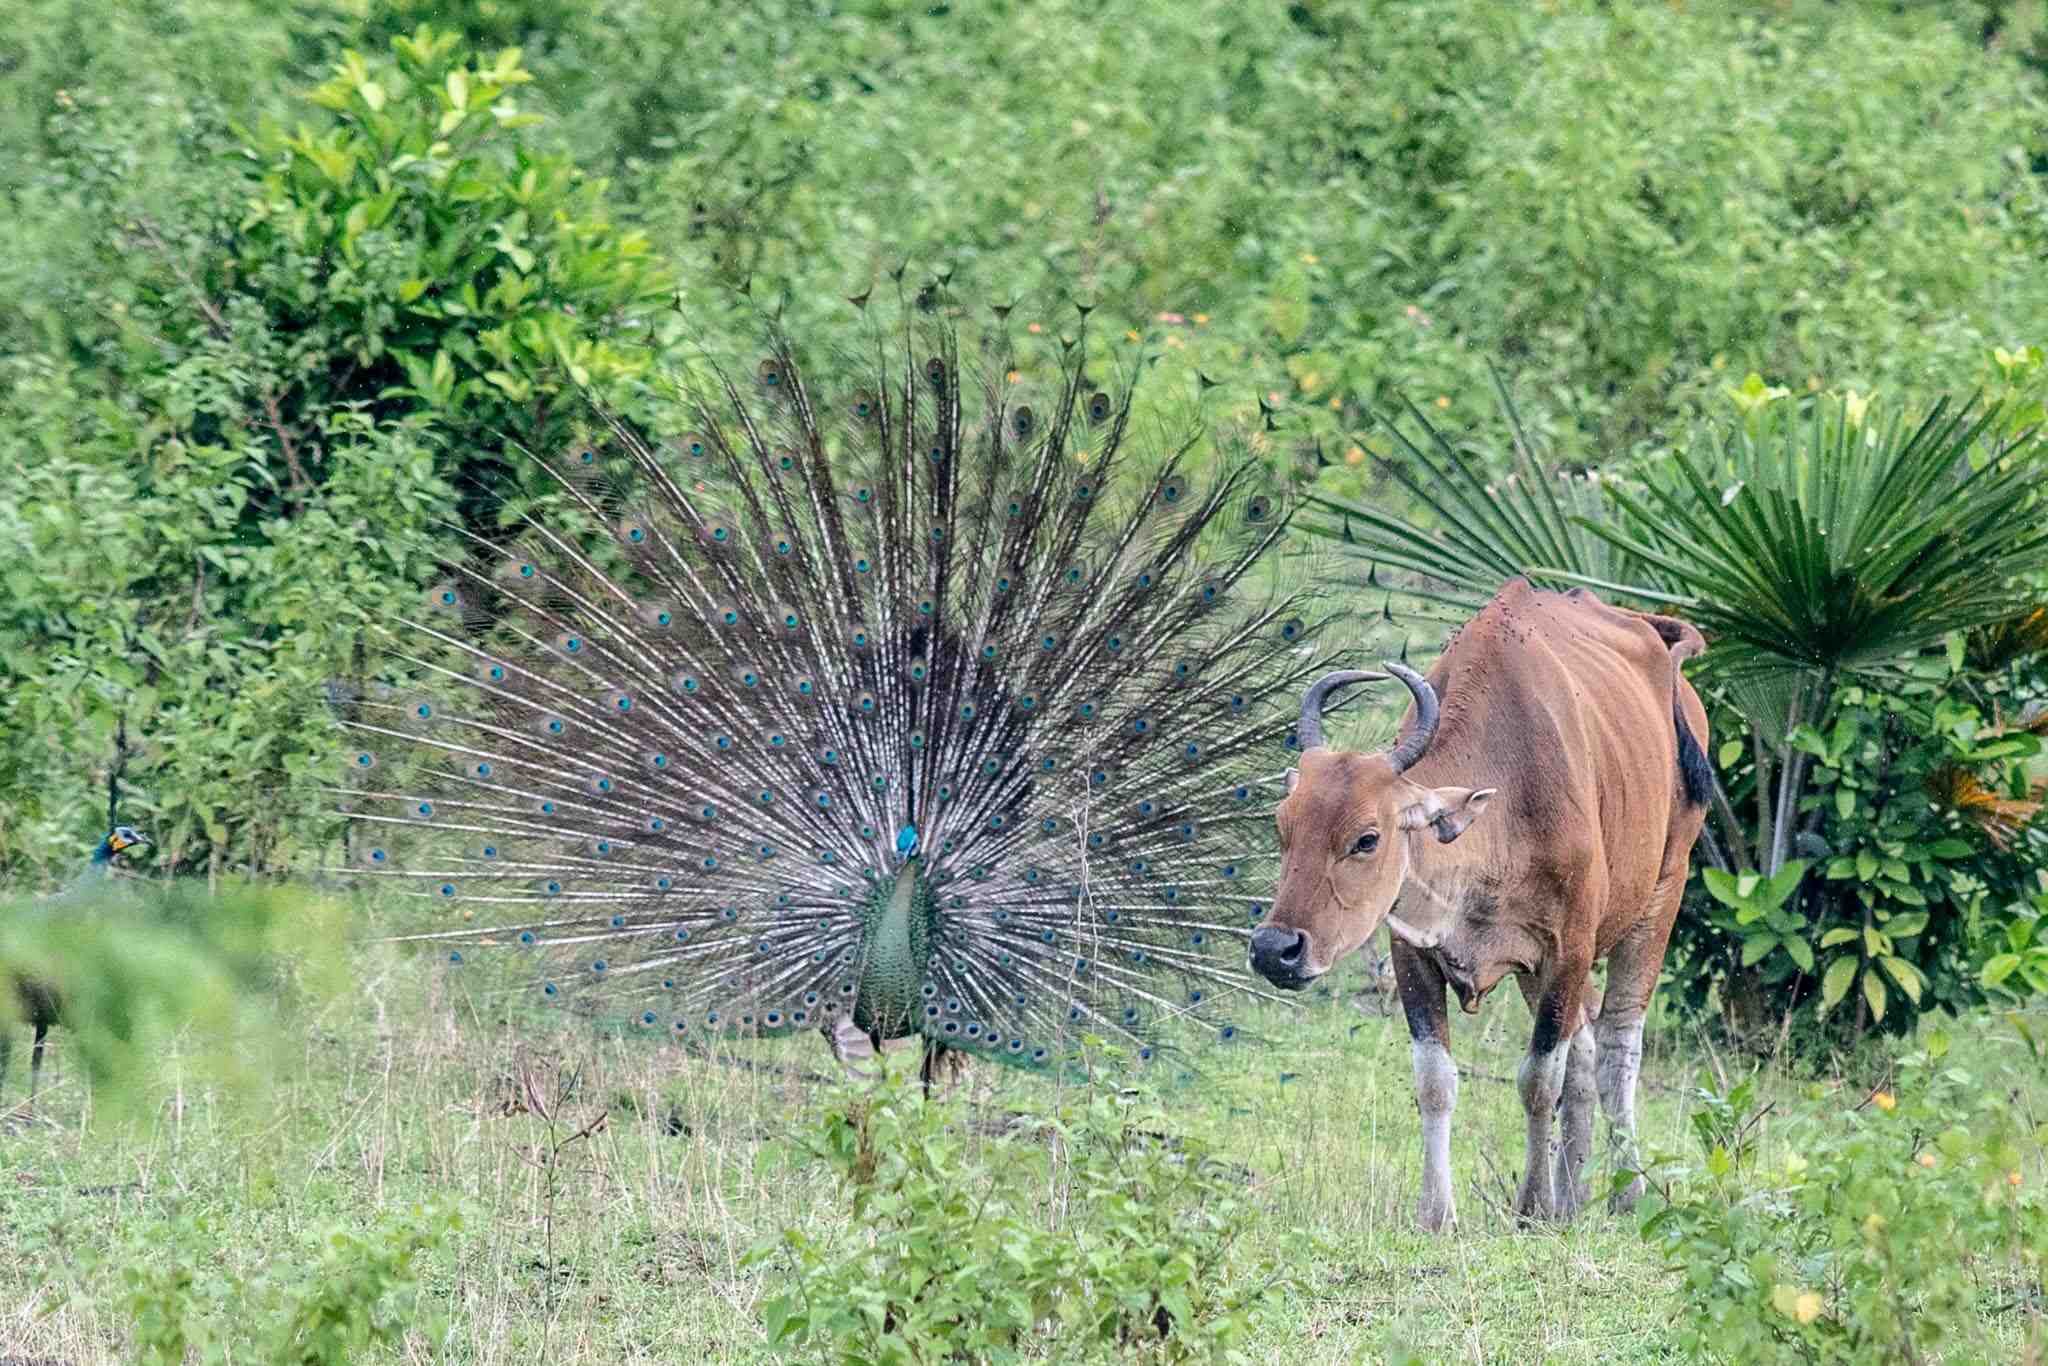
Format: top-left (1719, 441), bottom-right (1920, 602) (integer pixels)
top-left (1248, 924), bottom-right (1316, 989)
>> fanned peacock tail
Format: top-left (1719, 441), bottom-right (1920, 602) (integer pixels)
top-left (334, 290), bottom-right (1335, 1071)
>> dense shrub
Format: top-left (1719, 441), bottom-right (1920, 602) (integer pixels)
top-left (1638, 1035), bottom-right (2047, 1362)
top-left (750, 1068), bottom-right (1306, 1362)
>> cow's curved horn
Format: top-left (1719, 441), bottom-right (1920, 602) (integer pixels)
top-left (1295, 670), bottom-right (1384, 751)
top-left (1385, 661), bottom-right (1440, 773)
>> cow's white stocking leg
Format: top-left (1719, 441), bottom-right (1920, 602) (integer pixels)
top-left (1551, 1019), bottom-right (1597, 1218)
top-left (1412, 1038), bottom-right (1459, 1232)
top-left (1514, 1038), bottom-right (1570, 1219)
top-left (1594, 1013), bottom-right (1646, 1210)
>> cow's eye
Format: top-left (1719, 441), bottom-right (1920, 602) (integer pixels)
top-left (1352, 831), bottom-right (1380, 856)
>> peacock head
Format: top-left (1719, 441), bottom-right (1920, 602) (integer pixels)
top-left (1251, 665), bottom-right (1493, 989)
top-left (94, 825), bottom-right (151, 865)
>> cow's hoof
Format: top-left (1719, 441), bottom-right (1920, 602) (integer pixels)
top-left (1416, 1195), bottom-right (1457, 1234)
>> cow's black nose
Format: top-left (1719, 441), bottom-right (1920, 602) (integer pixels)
top-left (1249, 925), bottom-right (1309, 985)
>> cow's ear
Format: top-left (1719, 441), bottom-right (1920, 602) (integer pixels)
top-left (1400, 786), bottom-right (1495, 844)
top-left (1284, 767), bottom-right (1300, 795)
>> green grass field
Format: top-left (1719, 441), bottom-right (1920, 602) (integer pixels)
top-left (3, 925), bottom-right (2042, 1363)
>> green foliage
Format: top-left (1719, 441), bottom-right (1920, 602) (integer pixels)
top-left (1637, 1036), bottom-right (2047, 1363)
top-left (0, 881), bottom-right (349, 1112)
top-left (749, 1068), bottom-right (1306, 1363)
top-left (1577, 396), bottom-right (2048, 680)
top-left (1982, 893), bottom-right (2048, 1000)
top-left (249, 29), bottom-right (671, 435)
top-left (98, 1200), bottom-right (459, 1364)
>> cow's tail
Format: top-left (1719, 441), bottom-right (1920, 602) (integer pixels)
top-left (1640, 610), bottom-right (1712, 809)
top-left (1673, 700), bottom-right (1712, 808)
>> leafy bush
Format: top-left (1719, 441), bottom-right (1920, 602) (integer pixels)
top-left (98, 1201), bottom-right (459, 1364)
top-left (1637, 1035), bottom-right (2047, 1363)
top-left (0, 27), bottom-right (676, 879)
top-left (750, 1068), bottom-right (1305, 1363)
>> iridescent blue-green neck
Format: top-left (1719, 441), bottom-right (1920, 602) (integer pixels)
top-left (849, 863), bottom-right (935, 1040)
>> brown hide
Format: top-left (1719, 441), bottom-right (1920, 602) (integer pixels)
top-left (1254, 578), bottom-right (1708, 1023)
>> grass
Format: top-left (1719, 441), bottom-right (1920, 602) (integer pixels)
top-left (0, 923), bottom-right (2042, 1363)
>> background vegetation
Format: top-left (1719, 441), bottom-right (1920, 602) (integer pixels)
top-left (4, 0), bottom-right (2048, 1360)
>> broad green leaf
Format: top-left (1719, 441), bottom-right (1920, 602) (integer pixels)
top-left (1819, 928), bottom-right (1861, 948)
top-left (1763, 860), bottom-right (1807, 908)
top-left (1836, 787), bottom-right (1855, 821)
top-left (1784, 937), bottom-right (1814, 973)
top-left (1856, 850), bottom-right (1878, 881)
top-left (1879, 956), bottom-right (1922, 1005)
top-left (1862, 971), bottom-right (1887, 1022)
top-left (1740, 934), bottom-right (1780, 967)
top-left (1982, 954), bottom-right (2021, 986)
top-left (1718, 739), bottom-right (1743, 768)
top-left (1820, 957), bottom-right (1857, 1012)
top-left (1883, 912), bottom-right (1928, 939)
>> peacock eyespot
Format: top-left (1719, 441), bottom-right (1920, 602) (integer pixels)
top-left (1280, 619), bottom-right (1303, 641)
top-left (1087, 391), bottom-right (1111, 421)
top-left (439, 883), bottom-right (456, 897)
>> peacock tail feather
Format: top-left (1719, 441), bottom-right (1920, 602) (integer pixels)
top-left (334, 291), bottom-right (1334, 1071)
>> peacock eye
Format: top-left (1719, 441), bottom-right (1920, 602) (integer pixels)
top-left (1352, 831), bottom-right (1380, 856)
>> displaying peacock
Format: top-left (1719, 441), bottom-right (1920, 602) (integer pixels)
top-left (2, 826), bottom-right (150, 1105)
top-left (336, 289), bottom-right (1336, 1080)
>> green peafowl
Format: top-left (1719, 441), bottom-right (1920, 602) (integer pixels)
top-left (336, 289), bottom-right (1337, 1084)
top-left (2, 825), bottom-right (150, 1106)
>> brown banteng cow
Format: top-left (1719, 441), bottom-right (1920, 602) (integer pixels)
top-left (1249, 578), bottom-right (1710, 1230)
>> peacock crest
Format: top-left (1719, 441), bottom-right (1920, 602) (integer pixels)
top-left (334, 290), bottom-right (1335, 1071)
